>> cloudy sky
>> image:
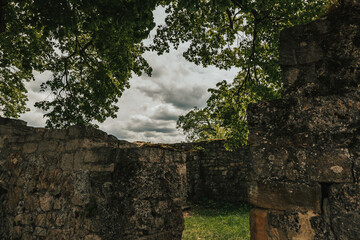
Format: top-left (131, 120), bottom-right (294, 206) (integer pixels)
top-left (20, 7), bottom-right (237, 143)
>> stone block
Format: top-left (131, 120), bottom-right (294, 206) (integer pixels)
top-left (37, 140), bottom-right (58, 152)
top-left (25, 131), bottom-right (44, 142)
top-left (328, 183), bottom-right (360, 215)
top-left (306, 148), bottom-right (353, 183)
top-left (331, 213), bottom-right (360, 240)
top-left (44, 129), bottom-right (67, 140)
top-left (268, 210), bottom-right (318, 240)
top-left (251, 146), bottom-right (353, 183)
top-left (74, 150), bottom-right (85, 171)
top-left (12, 226), bottom-right (22, 238)
top-left (249, 182), bottom-right (321, 212)
top-left (83, 163), bottom-right (115, 172)
top-left (84, 150), bottom-right (101, 163)
top-left (34, 227), bottom-right (46, 237)
top-left (39, 193), bottom-right (53, 212)
top-left (35, 214), bottom-right (46, 227)
top-left (352, 156), bottom-right (360, 182)
top-left (250, 208), bottom-right (269, 240)
top-left (24, 195), bottom-right (39, 212)
top-left (79, 138), bottom-right (109, 148)
top-left (53, 198), bottom-right (62, 210)
top-left (22, 143), bottom-right (38, 154)
top-left (85, 234), bottom-right (101, 240)
top-left (149, 148), bottom-right (165, 162)
top-left (60, 153), bottom-right (73, 171)
top-left (65, 139), bottom-right (81, 151)
top-left (7, 187), bottom-right (22, 213)
top-left (14, 214), bottom-right (32, 225)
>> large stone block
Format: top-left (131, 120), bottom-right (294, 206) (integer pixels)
top-left (250, 208), bottom-right (319, 240)
top-left (249, 182), bottom-right (321, 212)
top-left (251, 146), bottom-right (353, 183)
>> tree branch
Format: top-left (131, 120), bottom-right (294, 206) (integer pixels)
top-left (226, 9), bottom-right (234, 29)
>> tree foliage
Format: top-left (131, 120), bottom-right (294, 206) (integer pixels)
top-left (0, 0), bottom-right (158, 127)
top-left (152, 0), bottom-right (332, 148)
top-left (0, 0), bottom-right (338, 144)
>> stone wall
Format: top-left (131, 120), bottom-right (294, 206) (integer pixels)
top-left (0, 117), bottom-right (252, 239)
top-left (248, 1), bottom-right (360, 239)
top-left (170, 141), bottom-right (251, 203)
top-left (0, 118), bottom-right (185, 240)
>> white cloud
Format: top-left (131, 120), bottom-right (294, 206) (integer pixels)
top-left (19, 6), bottom-right (238, 143)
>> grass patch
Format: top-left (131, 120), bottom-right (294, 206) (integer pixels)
top-left (182, 199), bottom-right (251, 240)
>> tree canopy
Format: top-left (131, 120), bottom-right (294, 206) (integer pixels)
top-left (1, 0), bottom-right (336, 146)
top-left (152, 0), bottom-right (333, 149)
top-left (0, 0), bottom-right (158, 127)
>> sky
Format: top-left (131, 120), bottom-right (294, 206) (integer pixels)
top-left (19, 7), bottom-right (238, 144)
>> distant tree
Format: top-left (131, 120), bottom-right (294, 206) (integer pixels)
top-left (0, 0), bottom-right (158, 127)
top-left (177, 106), bottom-right (226, 142)
top-left (153, 0), bottom-right (336, 149)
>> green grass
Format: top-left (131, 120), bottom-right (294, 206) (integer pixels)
top-left (182, 199), bottom-right (251, 240)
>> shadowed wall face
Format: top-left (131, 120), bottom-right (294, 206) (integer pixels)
top-left (248, 1), bottom-right (360, 239)
top-left (0, 118), bottom-right (185, 240)
top-left (0, 118), bottom-right (252, 240)
top-left (172, 140), bottom-right (251, 204)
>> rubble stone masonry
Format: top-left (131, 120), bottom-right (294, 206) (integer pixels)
top-left (0, 119), bottom-right (186, 240)
top-left (0, 118), bottom-right (251, 239)
top-left (247, 0), bottom-right (360, 239)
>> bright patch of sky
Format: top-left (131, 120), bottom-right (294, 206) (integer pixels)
top-left (19, 7), bottom-right (238, 143)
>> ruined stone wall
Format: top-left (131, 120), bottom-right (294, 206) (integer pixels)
top-left (171, 141), bottom-right (251, 203)
top-left (248, 1), bottom-right (360, 239)
top-left (0, 118), bottom-right (185, 240)
top-left (0, 116), bottom-right (253, 239)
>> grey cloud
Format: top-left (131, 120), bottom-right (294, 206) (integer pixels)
top-left (149, 68), bottom-right (165, 78)
top-left (151, 107), bottom-right (180, 121)
top-left (126, 117), bottom-right (176, 134)
top-left (144, 132), bottom-right (158, 138)
top-left (173, 65), bottom-right (190, 77)
top-left (137, 84), bottom-right (206, 110)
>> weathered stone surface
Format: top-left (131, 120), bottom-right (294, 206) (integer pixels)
top-left (328, 183), bottom-right (360, 215)
top-left (268, 210), bottom-right (318, 240)
top-left (248, 2), bottom-right (360, 239)
top-left (251, 146), bottom-right (353, 183)
top-left (39, 193), bottom-right (53, 212)
top-left (171, 140), bottom-right (251, 203)
top-left (0, 116), bottom-right (255, 239)
top-left (249, 182), bottom-right (321, 212)
top-left (0, 118), bottom-right (187, 239)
